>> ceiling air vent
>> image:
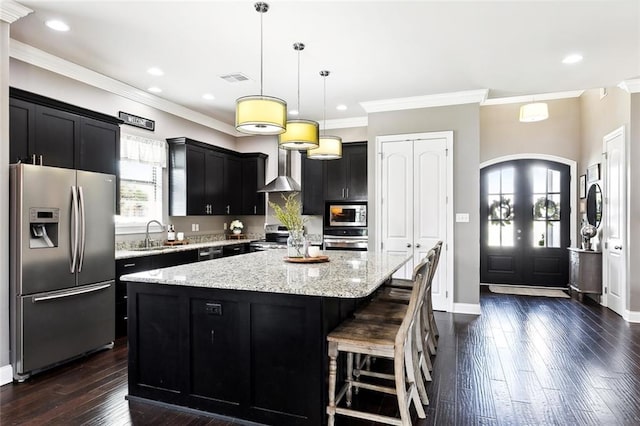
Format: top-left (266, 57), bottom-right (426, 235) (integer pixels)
top-left (220, 73), bottom-right (250, 83)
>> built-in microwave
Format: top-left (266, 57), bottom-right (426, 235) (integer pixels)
top-left (326, 202), bottom-right (367, 227)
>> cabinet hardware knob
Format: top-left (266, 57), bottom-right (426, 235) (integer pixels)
top-left (123, 263), bottom-right (136, 268)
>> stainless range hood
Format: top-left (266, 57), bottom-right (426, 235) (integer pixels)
top-left (258, 148), bottom-right (301, 192)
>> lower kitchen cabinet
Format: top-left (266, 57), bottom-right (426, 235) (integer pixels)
top-left (222, 243), bottom-right (249, 257)
top-left (126, 282), bottom-right (356, 425)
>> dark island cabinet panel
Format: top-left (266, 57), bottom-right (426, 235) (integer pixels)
top-left (190, 298), bottom-right (242, 405)
top-left (127, 283), bottom-right (333, 425)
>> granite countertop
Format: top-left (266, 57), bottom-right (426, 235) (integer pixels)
top-left (120, 250), bottom-right (412, 298)
top-left (115, 239), bottom-right (255, 260)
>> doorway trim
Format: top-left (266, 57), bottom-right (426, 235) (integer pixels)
top-left (480, 154), bottom-right (577, 261)
top-left (375, 131), bottom-right (454, 313)
top-left (601, 126), bottom-right (635, 321)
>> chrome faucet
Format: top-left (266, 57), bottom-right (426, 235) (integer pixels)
top-left (145, 220), bottom-right (164, 248)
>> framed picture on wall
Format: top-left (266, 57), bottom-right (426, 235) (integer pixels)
top-left (579, 174), bottom-right (587, 199)
top-left (587, 163), bottom-right (600, 183)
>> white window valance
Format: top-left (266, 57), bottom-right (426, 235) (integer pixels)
top-left (120, 134), bottom-right (167, 168)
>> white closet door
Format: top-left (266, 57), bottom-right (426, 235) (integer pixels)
top-left (414, 138), bottom-right (448, 310)
top-left (381, 140), bottom-right (414, 279)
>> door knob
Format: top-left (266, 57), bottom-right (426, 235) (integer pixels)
top-left (614, 245), bottom-right (622, 250)
top-left (406, 243), bottom-right (412, 248)
top-left (415, 243), bottom-right (421, 248)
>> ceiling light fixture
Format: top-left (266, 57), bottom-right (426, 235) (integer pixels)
top-left (235, 2), bottom-right (286, 135)
top-left (307, 71), bottom-right (342, 160)
top-left (202, 93), bottom-right (215, 100)
top-left (45, 19), bottom-right (69, 32)
top-left (278, 42), bottom-right (319, 150)
top-left (562, 53), bottom-right (583, 64)
top-left (147, 67), bottom-right (164, 76)
top-left (336, 104), bottom-right (347, 111)
top-left (519, 101), bottom-right (548, 122)
top-left (148, 86), bottom-right (162, 93)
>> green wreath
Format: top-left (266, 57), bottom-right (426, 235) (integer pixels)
top-left (534, 197), bottom-right (559, 220)
top-left (489, 196), bottom-right (513, 225)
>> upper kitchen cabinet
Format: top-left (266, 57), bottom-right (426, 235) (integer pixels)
top-left (301, 151), bottom-right (325, 215)
top-left (168, 137), bottom-right (263, 216)
top-left (9, 88), bottom-right (121, 176)
top-left (241, 154), bottom-right (267, 215)
top-left (324, 142), bottom-right (368, 201)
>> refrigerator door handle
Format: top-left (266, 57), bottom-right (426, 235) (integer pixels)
top-left (70, 186), bottom-right (79, 273)
top-left (32, 283), bottom-right (111, 302)
top-left (78, 186), bottom-right (86, 272)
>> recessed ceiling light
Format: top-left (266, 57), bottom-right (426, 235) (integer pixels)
top-left (336, 104), bottom-right (347, 111)
top-left (289, 109), bottom-right (299, 116)
top-left (202, 93), bottom-right (215, 100)
top-left (562, 54), bottom-right (583, 64)
top-left (147, 67), bottom-right (164, 76)
top-left (45, 20), bottom-right (70, 32)
top-left (148, 86), bottom-right (162, 93)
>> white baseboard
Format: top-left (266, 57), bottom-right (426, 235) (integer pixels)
top-left (624, 310), bottom-right (640, 323)
top-left (0, 364), bottom-right (13, 386)
top-left (453, 303), bottom-right (481, 315)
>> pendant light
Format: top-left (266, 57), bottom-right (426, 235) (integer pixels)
top-left (278, 42), bottom-right (319, 150)
top-left (307, 70), bottom-right (342, 160)
top-left (519, 101), bottom-right (548, 122)
top-left (235, 2), bottom-right (287, 135)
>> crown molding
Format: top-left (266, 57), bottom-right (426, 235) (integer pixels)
top-left (482, 90), bottom-right (584, 106)
top-left (618, 79), bottom-right (640, 94)
top-left (360, 89), bottom-right (488, 113)
top-left (10, 39), bottom-right (240, 136)
top-left (323, 116), bottom-right (368, 130)
top-left (1, 1), bottom-right (32, 23)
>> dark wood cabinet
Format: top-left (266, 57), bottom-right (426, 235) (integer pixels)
top-left (324, 142), bottom-right (367, 201)
top-left (241, 154), bottom-right (267, 215)
top-left (301, 151), bottom-right (325, 215)
top-left (126, 282), bottom-right (351, 425)
top-left (168, 137), bottom-right (265, 216)
top-left (301, 142), bottom-right (368, 213)
top-left (9, 88), bottom-right (121, 176)
top-left (9, 97), bottom-right (35, 164)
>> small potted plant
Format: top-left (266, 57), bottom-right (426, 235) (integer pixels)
top-left (269, 193), bottom-right (307, 258)
top-left (230, 220), bottom-right (243, 235)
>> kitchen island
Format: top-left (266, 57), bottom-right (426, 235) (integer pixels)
top-left (121, 250), bottom-right (411, 425)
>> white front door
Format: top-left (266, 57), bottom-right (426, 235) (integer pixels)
top-left (603, 127), bottom-right (626, 317)
top-left (378, 132), bottom-right (452, 311)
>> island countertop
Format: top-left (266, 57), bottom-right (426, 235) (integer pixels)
top-left (120, 249), bottom-right (412, 298)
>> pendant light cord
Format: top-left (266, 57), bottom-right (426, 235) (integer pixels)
top-left (320, 70), bottom-right (329, 136)
top-left (260, 8), bottom-right (264, 96)
top-left (297, 47), bottom-right (301, 112)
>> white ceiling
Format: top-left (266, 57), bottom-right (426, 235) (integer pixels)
top-left (10, 0), bottom-right (640, 132)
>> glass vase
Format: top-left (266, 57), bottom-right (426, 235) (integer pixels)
top-left (287, 230), bottom-right (306, 258)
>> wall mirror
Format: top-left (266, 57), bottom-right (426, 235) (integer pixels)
top-left (586, 183), bottom-right (602, 228)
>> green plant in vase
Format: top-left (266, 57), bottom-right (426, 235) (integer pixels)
top-left (269, 193), bottom-right (307, 258)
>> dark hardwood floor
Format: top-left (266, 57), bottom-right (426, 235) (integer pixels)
top-left (2, 287), bottom-right (640, 425)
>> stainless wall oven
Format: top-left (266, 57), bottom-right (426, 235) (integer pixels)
top-left (325, 202), bottom-right (367, 227)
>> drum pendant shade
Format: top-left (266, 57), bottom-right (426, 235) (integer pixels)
top-left (307, 135), bottom-right (342, 160)
top-left (236, 95), bottom-right (287, 135)
top-left (279, 119), bottom-right (319, 149)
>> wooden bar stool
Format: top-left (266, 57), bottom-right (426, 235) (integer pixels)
top-left (353, 251), bottom-right (436, 404)
top-left (326, 259), bottom-right (431, 425)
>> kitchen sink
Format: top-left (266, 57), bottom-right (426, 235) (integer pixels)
top-left (128, 246), bottom-right (171, 252)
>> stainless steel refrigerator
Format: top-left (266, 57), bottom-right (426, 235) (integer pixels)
top-left (9, 164), bottom-right (115, 381)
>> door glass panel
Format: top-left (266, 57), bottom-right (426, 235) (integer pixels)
top-left (486, 168), bottom-right (515, 247)
top-left (531, 166), bottom-right (561, 248)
